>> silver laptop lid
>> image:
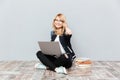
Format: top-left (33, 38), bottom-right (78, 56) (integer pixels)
top-left (38, 41), bottom-right (62, 57)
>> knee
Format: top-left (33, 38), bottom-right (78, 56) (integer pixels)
top-left (36, 51), bottom-right (42, 57)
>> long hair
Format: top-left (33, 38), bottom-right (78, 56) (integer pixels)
top-left (52, 13), bottom-right (68, 35)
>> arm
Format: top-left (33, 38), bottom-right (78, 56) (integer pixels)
top-left (50, 31), bottom-right (55, 41)
top-left (64, 23), bottom-right (72, 35)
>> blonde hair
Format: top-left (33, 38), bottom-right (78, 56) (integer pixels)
top-left (52, 13), bottom-right (68, 35)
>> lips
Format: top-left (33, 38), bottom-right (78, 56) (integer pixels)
top-left (55, 23), bottom-right (62, 27)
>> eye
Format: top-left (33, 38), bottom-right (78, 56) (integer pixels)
top-left (54, 19), bottom-right (64, 23)
top-left (60, 20), bottom-right (64, 23)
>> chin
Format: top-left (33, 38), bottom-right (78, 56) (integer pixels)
top-left (56, 26), bottom-right (62, 28)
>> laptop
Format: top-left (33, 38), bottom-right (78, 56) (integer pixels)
top-left (38, 41), bottom-right (62, 57)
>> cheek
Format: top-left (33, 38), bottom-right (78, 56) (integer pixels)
top-left (54, 22), bottom-right (62, 26)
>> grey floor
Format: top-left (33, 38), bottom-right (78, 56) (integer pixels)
top-left (0, 61), bottom-right (120, 80)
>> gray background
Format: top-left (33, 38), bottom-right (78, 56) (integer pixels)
top-left (0, 0), bottom-right (120, 61)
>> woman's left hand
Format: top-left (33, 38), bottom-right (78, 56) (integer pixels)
top-left (65, 27), bottom-right (72, 35)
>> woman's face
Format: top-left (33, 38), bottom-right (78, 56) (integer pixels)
top-left (54, 17), bottom-right (64, 29)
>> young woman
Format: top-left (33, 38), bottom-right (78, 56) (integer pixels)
top-left (35, 13), bottom-right (76, 74)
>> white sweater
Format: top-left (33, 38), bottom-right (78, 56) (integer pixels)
top-left (54, 35), bottom-right (66, 54)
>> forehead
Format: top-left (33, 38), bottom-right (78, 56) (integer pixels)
top-left (55, 16), bottom-right (61, 20)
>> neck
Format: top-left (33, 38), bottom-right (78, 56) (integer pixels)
top-left (55, 28), bottom-right (63, 35)
top-left (56, 28), bottom-right (62, 30)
